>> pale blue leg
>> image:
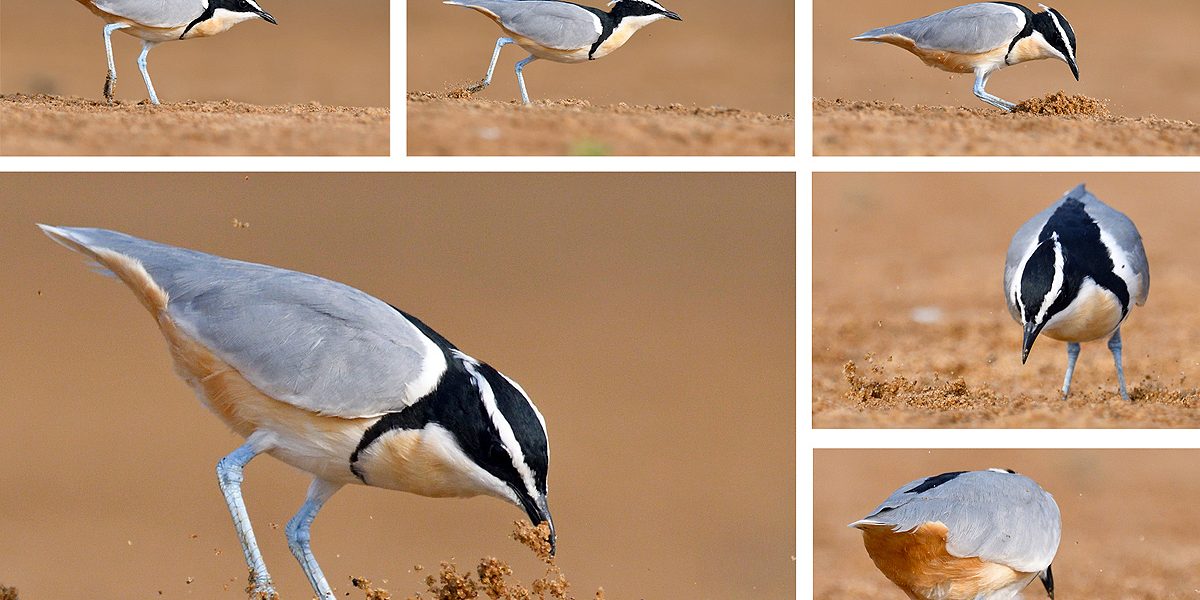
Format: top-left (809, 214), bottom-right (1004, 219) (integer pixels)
top-left (514, 55), bottom-right (538, 105)
top-left (137, 40), bottom-right (161, 105)
top-left (1108, 329), bottom-right (1131, 401)
top-left (286, 479), bottom-right (344, 600)
top-left (102, 23), bottom-right (131, 103)
top-left (474, 37), bottom-right (514, 92)
top-left (217, 437), bottom-right (278, 599)
top-left (973, 70), bottom-right (1015, 112)
top-left (1061, 342), bottom-right (1081, 400)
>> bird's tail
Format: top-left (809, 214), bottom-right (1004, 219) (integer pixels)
top-left (38, 224), bottom-right (170, 316)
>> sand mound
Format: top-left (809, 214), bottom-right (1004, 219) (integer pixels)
top-left (355, 521), bottom-right (599, 600)
top-left (1015, 91), bottom-right (1112, 117)
top-left (0, 585), bottom-right (17, 600)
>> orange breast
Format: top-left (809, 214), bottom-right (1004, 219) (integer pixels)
top-left (860, 522), bottom-right (1027, 600)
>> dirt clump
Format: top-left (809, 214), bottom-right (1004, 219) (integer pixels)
top-left (0, 585), bottom-right (17, 600)
top-left (512, 521), bottom-right (554, 563)
top-left (1015, 91), bottom-right (1112, 117)
top-left (352, 577), bottom-right (393, 600)
top-left (378, 521), bottom-right (586, 600)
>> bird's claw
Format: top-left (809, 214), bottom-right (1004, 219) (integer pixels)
top-left (246, 575), bottom-right (278, 600)
top-left (104, 73), bottom-right (116, 105)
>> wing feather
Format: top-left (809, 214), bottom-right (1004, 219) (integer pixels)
top-left (41, 226), bottom-right (447, 419)
top-left (447, 0), bottom-right (600, 50)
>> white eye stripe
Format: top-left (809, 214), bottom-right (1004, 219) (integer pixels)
top-left (608, 0), bottom-right (668, 11)
top-left (1043, 8), bottom-right (1075, 63)
top-left (453, 350), bottom-right (540, 499)
top-left (1035, 233), bottom-right (1065, 325)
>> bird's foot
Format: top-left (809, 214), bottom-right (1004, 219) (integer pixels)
top-left (104, 73), bottom-right (116, 105)
top-left (465, 80), bottom-right (489, 94)
top-left (245, 574), bottom-right (278, 600)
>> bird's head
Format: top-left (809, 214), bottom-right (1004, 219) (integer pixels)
top-left (1033, 5), bottom-right (1078, 80)
top-left (1014, 233), bottom-right (1068, 363)
top-left (451, 352), bottom-right (555, 554)
top-left (214, 0), bottom-right (277, 25)
top-left (608, 0), bottom-right (682, 23)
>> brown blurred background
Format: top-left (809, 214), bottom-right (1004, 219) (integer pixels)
top-left (814, 173), bottom-right (1200, 427)
top-left (815, 0), bottom-right (1200, 120)
top-left (0, 173), bottom-right (796, 599)
top-left (409, 0), bottom-right (795, 114)
top-left (0, 1), bottom-right (388, 106)
top-left (816, 449), bottom-right (1200, 598)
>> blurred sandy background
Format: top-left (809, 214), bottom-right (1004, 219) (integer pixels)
top-left (814, 173), bottom-right (1200, 427)
top-left (0, 173), bottom-right (796, 599)
top-left (0, 0), bottom-right (388, 106)
top-left (815, 0), bottom-right (1200, 120)
top-left (816, 449), bottom-right (1200, 598)
top-left (408, 0), bottom-right (795, 114)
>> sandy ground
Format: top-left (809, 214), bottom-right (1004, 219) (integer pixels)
top-left (408, 92), bottom-right (794, 156)
top-left (814, 98), bottom-right (1199, 156)
top-left (814, 0), bottom-right (1200, 155)
top-left (0, 94), bottom-right (388, 156)
top-left (0, 173), bottom-right (796, 600)
top-left (816, 449), bottom-right (1200, 599)
top-left (0, 1), bottom-right (388, 155)
top-left (813, 173), bottom-right (1200, 428)
top-left (408, 0), bottom-right (794, 156)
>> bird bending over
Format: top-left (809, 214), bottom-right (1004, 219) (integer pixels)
top-left (445, 0), bottom-right (681, 104)
top-left (74, 0), bottom-right (277, 105)
top-left (851, 469), bottom-right (1060, 600)
top-left (853, 3), bottom-right (1078, 111)
top-left (1005, 184), bottom-right (1149, 401)
top-left (39, 225), bottom-right (554, 600)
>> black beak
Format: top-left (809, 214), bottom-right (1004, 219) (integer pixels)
top-left (663, 10), bottom-right (682, 21)
top-left (1022, 322), bottom-right (1044, 364)
top-left (521, 494), bottom-right (556, 556)
top-left (258, 9), bottom-right (277, 25)
top-left (1068, 58), bottom-right (1079, 81)
top-left (1039, 564), bottom-right (1055, 599)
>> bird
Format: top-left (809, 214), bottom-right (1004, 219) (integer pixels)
top-left (852, 3), bottom-right (1078, 111)
top-left (444, 0), bottom-right (682, 104)
top-left (1005, 184), bottom-right (1149, 401)
top-left (38, 225), bottom-right (554, 600)
top-left (850, 468), bottom-right (1061, 600)
top-left (73, 0), bottom-right (277, 105)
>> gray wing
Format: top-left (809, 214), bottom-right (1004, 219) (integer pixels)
top-left (446, 0), bottom-right (601, 50)
top-left (41, 226), bottom-right (447, 419)
top-left (1004, 198), bottom-right (1061, 321)
top-left (91, 0), bottom-right (205, 28)
top-left (851, 470), bottom-right (1061, 573)
top-left (855, 2), bottom-right (1026, 54)
top-left (1076, 186), bottom-right (1150, 305)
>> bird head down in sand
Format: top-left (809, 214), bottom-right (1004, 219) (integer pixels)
top-left (852, 468), bottom-right (1061, 600)
top-left (74, 0), bottom-right (277, 104)
top-left (1004, 184), bottom-right (1149, 401)
top-left (853, 3), bottom-right (1078, 111)
top-left (40, 225), bottom-right (554, 600)
top-left (444, 0), bottom-right (682, 104)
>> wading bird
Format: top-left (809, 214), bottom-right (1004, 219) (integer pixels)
top-left (1005, 184), bottom-right (1149, 401)
top-left (40, 225), bottom-right (554, 600)
top-left (852, 468), bottom-right (1060, 600)
top-left (445, 0), bottom-right (681, 104)
top-left (853, 3), bottom-right (1078, 111)
top-left (73, 0), bottom-right (277, 104)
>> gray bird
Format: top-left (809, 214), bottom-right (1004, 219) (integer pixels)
top-left (74, 0), bottom-right (277, 104)
top-left (1005, 184), bottom-right (1149, 401)
top-left (445, 0), bottom-right (681, 104)
top-left (851, 469), bottom-right (1061, 600)
top-left (853, 3), bottom-right (1078, 111)
top-left (39, 225), bottom-right (553, 600)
